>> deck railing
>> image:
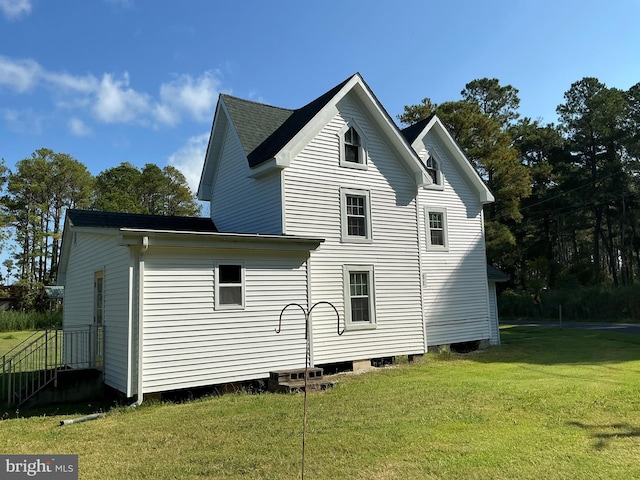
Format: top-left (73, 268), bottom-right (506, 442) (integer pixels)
top-left (1, 325), bottom-right (103, 407)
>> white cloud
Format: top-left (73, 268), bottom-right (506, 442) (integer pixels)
top-left (44, 71), bottom-right (98, 94)
top-left (4, 108), bottom-right (44, 134)
top-left (0, 0), bottom-right (31, 20)
top-left (0, 55), bottom-right (40, 92)
top-left (167, 133), bottom-right (209, 193)
top-left (93, 72), bottom-right (151, 123)
top-left (157, 71), bottom-right (221, 125)
top-left (68, 117), bottom-right (92, 136)
top-left (0, 54), bottom-right (224, 129)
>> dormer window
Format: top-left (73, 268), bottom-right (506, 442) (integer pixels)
top-left (339, 122), bottom-right (367, 170)
top-left (344, 127), bottom-right (361, 164)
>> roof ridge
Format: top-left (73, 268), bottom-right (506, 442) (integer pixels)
top-left (220, 94), bottom-right (294, 113)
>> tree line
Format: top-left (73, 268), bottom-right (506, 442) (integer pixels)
top-left (0, 151), bottom-right (200, 309)
top-left (400, 76), bottom-right (640, 292)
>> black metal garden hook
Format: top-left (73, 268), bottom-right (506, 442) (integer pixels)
top-left (275, 301), bottom-right (344, 338)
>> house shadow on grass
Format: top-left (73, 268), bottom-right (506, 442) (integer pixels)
top-left (474, 326), bottom-right (640, 365)
top-left (567, 420), bottom-right (640, 450)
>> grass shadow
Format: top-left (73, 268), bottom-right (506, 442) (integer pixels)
top-left (567, 420), bottom-right (640, 450)
top-left (475, 326), bottom-right (640, 365)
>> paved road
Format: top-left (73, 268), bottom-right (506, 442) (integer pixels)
top-left (503, 321), bottom-right (640, 336)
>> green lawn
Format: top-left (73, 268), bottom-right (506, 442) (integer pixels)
top-left (0, 330), bottom-right (38, 357)
top-left (1, 326), bottom-right (640, 479)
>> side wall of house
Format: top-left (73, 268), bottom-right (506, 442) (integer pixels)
top-left (141, 247), bottom-right (310, 393)
top-left (488, 281), bottom-right (501, 345)
top-left (416, 133), bottom-right (491, 346)
top-left (209, 125), bottom-right (283, 234)
top-left (283, 94), bottom-right (425, 365)
top-left (62, 231), bottom-right (132, 393)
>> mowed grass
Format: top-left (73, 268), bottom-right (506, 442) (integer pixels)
top-left (1, 326), bottom-right (640, 479)
top-left (0, 330), bottom-right (38, 357)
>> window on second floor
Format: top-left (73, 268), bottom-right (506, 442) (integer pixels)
top-left (426, 208), bottom-right (448, 251)
top-left (341, 188), bottom-right (372, 243)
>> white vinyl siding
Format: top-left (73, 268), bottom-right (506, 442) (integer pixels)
top-left (283, 93), bottom-right (424, 364)
top-left (141, 248), bottom-right (310, 393)
top-left (417, 134), bottom-right (491, 346)
top-left (488, 281), bottom-right (501, 345)
top-left (210, 124), bottom-right (283, 234)
top-left (62, 231), bottom-right (132, 394)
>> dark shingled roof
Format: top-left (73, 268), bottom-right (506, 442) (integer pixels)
top-left (223, 75), bottom-right (354, 167)
top-left (400, 114), bottom-right (436, 144)
top-left (66, 209), bottom-right (218, 232)
top-left (487, 265), bottom-right (510, 282)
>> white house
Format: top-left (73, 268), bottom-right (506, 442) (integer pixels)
top-left (58, 73), bottom-right (498, 401)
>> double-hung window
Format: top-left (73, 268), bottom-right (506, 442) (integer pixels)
top-left (344, 265), bottom-right (376, 329)
top-left (340, 188), bottom-right (372, 242)
top-left (215, 263), bottom-right (245, 309)
top-left (426, 208), bottom-right (448, 251)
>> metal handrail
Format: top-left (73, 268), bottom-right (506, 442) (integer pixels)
top-left (1, 324), bottom-right (104, 407)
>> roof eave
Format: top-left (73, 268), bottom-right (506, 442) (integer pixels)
top-left (118, 228), bottom-right (324, 252)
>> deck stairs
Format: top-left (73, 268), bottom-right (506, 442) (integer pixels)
top-left (1, 325), bottom-right (102, 407)
top-left (268, 367), bottom-right (333, 393)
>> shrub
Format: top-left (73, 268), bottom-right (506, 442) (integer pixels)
top-left (0, 310), bottom-right (62, 332)
top-left (499, 284), bottom-right (640, 322)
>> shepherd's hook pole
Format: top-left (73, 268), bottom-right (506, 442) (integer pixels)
top-left (276, 301), bottom-right (342, 480)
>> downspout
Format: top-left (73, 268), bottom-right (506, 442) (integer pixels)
top-left (135, 236), bottom-right (149, 406)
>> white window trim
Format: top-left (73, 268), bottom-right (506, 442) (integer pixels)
top-left (423, 151), bottom-right (444, 191)
top-left (343, 265), bottom-right (377, 330)
top-left (425, 207), bottom-right (449, 251)
top-left (215, 262), bottom-right (245, 310)
top-left (338, 121), bottom-right (368, 170)
top-left (340, 187), bottom-right (373, 243)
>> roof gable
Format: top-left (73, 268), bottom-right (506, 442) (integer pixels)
top-left (199, 74), bottom-right (430, 198)
top-left (401, 115), bottom-right (495, 204)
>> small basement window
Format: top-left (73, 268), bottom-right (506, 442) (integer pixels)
top-left (216, 263), bottom-right (244, 309)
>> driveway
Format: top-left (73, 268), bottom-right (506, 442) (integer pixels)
top-left (502, 321), bottom-right (640, 336)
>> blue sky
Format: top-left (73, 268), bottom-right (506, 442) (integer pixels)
top-left (1, 0), bottom-right (639, 195)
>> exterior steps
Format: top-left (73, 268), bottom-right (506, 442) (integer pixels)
top-left (268, 368), bottom-right (333, 393)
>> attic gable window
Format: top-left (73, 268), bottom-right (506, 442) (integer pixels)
top-left (339, 123), bottom-right (367, 170)
top-left (345, 127), bottom-right (361, 163)
top-left (426, 155), bottom-right (440, 185)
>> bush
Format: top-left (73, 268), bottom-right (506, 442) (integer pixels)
top-left (0, 310), bottom-right (62, 332)
top-left (499, 284), bottom-right (640, 322)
